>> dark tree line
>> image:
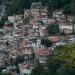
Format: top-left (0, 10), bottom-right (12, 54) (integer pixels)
top-left (6, 0), bottom-right (75, 16)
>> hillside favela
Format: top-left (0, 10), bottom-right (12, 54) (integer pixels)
top-left (0, 0), bottom-right (75, 75)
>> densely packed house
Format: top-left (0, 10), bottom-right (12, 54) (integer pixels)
top-left (0, 2), bottom-right (75, 75)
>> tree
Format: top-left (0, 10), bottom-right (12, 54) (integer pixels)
top-left (64, 3), bottom-right (71, 14)
top-left (16, 67), bottom-right (20, 73)
top-left (71, 0), bottom-right (75, 15)
top-left (0, 73), bottom-right (11, 75)
top-left (0, 16), bottom-right (7, 28)
top-left (47, 44), bottom-right (75, 75)
top-left (31, 64), bottom-right (44, 75)
top-left (6, 0), bottom-right (75, 16)
top-left (14, 55), bottom-right (25, 66)
top-left (23, 17), bottom-right (30, 24)
top-left (6, 41), bottom-right (9, 47)
top-left (31, 63), bottom-right (51, 75)
top-left (41, 38), bottom-right (53, 47)
top-left (7, 0), bottom-right (75, 16)
top-left (47, 23), bottom-right (59, 35)
top-left (7, 0), bottom-right (32, 15)
top-left (31, 49), bottom-right (35, 60)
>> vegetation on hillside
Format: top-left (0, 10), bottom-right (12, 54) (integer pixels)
top-left (41, 38), bottom-right (53, 47)
top-left (47, 23), bottom-right (59, 35)
top-left (31, 43), bottom-right (75, 75)
top-left (6, 0), bottom-right (75, 16)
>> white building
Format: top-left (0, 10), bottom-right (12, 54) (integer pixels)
top-left (31, 39), bottom-right (44, 49)
top-left (19, 64), bottom-right (33, 75)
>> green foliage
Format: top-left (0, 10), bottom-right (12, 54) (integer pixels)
top-left (31, 64), bottom-right (44, 75)
top-left (47, 44), bottom-right (75, 75)
top-left (41, 38), bottom-right (53, 47)
top-left (5, 41), bottom-right (9, 47)
top-left (64, 3), bottom-right (71, 14)
top-left (71, 0), bottom-right (75, 15)
top-left (31, 64), bottom-right (51, 75)
top-left (14, 55), bottom-right (25, 66)
top-left (16, 67), bottom-right (20, 73)
top-left (0, 17), bottom-right (7, 27)
top-left (6, 0), bottom-right (75, 15)
top-left (31, 49), bottom-right (35, 60)
top-left (0, 73), bottom-right (11, 75)
top-left (30, 35), bottom-right (75, 75)
top-left (0, 67), bottom-right (5, 73)
top-left (47, 23), bottom-right (59, 35)
top-left (23, 17), bottom-right (30, 24)
top-left (7, 0), bottom-right (32, 15)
